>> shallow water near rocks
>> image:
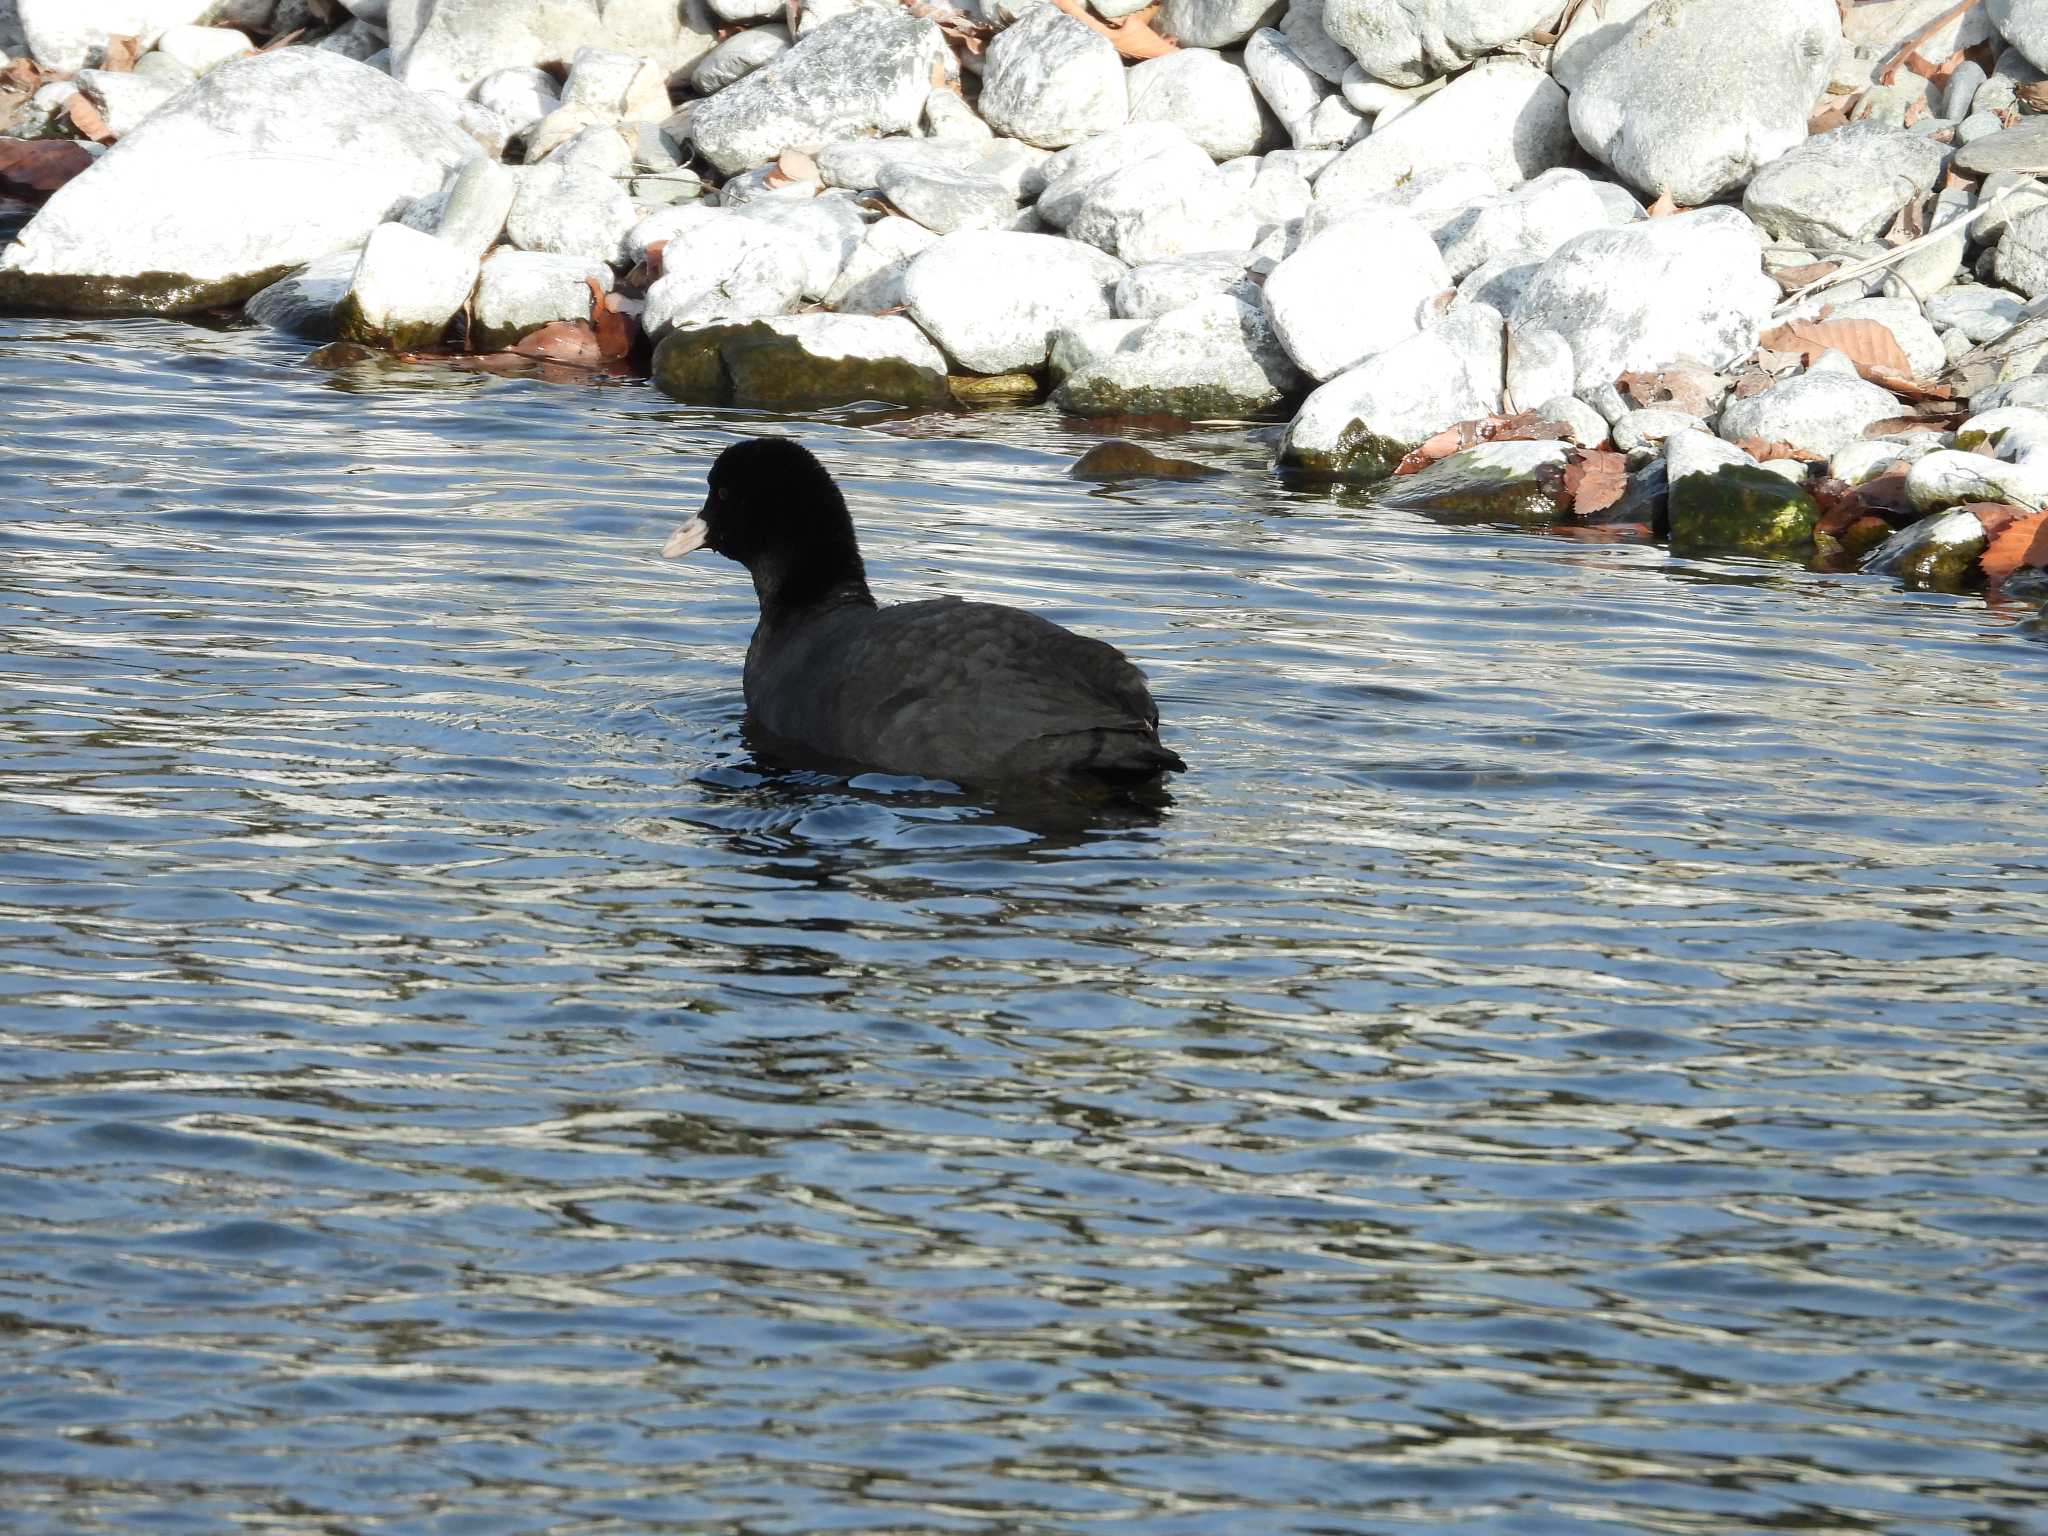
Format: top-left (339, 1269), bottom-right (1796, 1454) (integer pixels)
top-left (3, 315), bottom-right (2047, 1535)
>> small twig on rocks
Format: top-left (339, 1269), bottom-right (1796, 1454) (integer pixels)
top-left (1877, 0), bottom-right (1975, 85)
top-left (1771, 184), bottom-right (2020, 315)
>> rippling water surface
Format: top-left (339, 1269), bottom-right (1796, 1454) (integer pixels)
top-left (3, 316), bottom-right (2046, 1535)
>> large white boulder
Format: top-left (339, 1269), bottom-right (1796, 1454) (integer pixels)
top-left (1126, 48), bottom-right (1267, 161)
top-left (16, 0), bottom-right (215, 73)
top-left (336, 220), bottom-right (480, 351)
top-left (1742, 122), bottom-right (1947, 248)
top-left (386, 0), bottom-right (716, 99)
top-left (1435, 167), bottom-right (1633, 281)
top-left (979, 6), bottom-right (1128, 149)
top-left (472, 249), bottom-right (612, 350)
top-left (1262, 209), bottom-right (1449, 380)
top-left (1312, 58), bottom-right (1570, 205)
top-left (1570, 0), bottom-right (1841, 206)
top-left (902, 229), bottom-right (1125, 373)
top-left (687, 10), bottom-right (948, 175)
top-left (1717, 369), bottom-right (1905, 458)
top-left (1321, 0), bottom-right (1560, 87)
top-left (1509, 206), bottom-right (1777, 392)
top-left (0, 49), bottom-right (476, 315)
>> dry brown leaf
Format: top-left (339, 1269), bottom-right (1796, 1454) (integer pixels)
top-left (1903, 94), bottom-right (1929, 128)
top-left (589, 276), bottom-right (634, 360)
top-left (1645, 189), bottom-right (1679, 217)
top-left (1047, 0), bottom-right (1177, 59)
top-left (98, 35), bottom-right (140, 72)
top-left (65, 92), bottom-right (115, 144)
top-left (1563, 450), bottom-right (1629, 516)
top-left (1810, 91), bottom-right (1860, 134)
top-left (1484, 410), bottom-right (1574, 442)
top-left (1, 58), bottom-right (43, 92)
top-left (1735, 437), bottom-right (1826, 463)
top-left (1966, 502), bottom-right (2026, 542)
top-left (777, 147), bottom-right (818, 182)
top-left (1878, 0), bottom-right (1974, 85)
top-left (1770, 260), bottom-right (1841, 294)
top-left (510, 319), bottom-right (602, 367)
top-left (1863, 365), bottom-right (1953, 402)
top-left (1393, 423), bottom-right (1472, 475)
top-left (1981, 508), bottom-right (2048, 586)
top-left (1758, 317), bottom-right (1915, 379)
top-left (1618, 366), bottom-right (1723, 416)
top-left (0, 138), bottom-right (94, 196)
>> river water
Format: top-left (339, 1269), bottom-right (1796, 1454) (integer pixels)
top-left (2, 315), bottom-right (2046, 1535)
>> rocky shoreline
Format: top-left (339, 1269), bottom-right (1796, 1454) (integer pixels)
top-left (4, 0), bottom-right (2048, 597)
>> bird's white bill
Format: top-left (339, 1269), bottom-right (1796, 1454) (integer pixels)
top-left (662, 517), bottom-right (709, 558)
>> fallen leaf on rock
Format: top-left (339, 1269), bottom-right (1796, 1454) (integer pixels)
top-left (1485, 411), bottom-right (1574, 442)
top-left (2019, 79), bottom-right (2048, 111)
top-left (1047, 0), bottom-right (1176, 60)
top-left (98, 35), bottom-right (140, 72)
top-left (777, 148), bottom-right (818, 182)
top-left (1391, 412), bottom-right (1571, 475)
top-left (1769, 260), bottom-right (1841, 294)
top-left (1864, 365), bottom-right (1953, 402)
top-left (1735, 437), bottom-right (1826, 462)
top-left (1815, 466), bottom-right (1915, 523)
top-left (1810, 90), bottom-right (1860, 134)
top-left (0, 138), bottom-right (94, 196)
top-left (1646, 190), bottom-right (1679, 217)
top-left (1759, 317), bottom-right (1914, 377)
top-left (1865, 410), bottom-right (1968, 436)
top-left (1879, 0), bottom-right (1975, 85)
top-left (1903, 95), bottom-right (1929, 128)
top-left (1732, 366), bottom-right (1780, 399)
top-left (65, 93), bottom-right (115, 144)
top-left (511, 320), bottom-right (603, 367)
top-left (1618, 366), bottom-right (1723, 416)
top-left (1981, 508), bottom-right (2048, 586)
top-left (1393, 423), bottom-right (1471, 475)
top-left (1562, 449), bottom-right (1629, 515)
top-left (588, 276), bottom-right (635, 360)
top-left (1, 59), bottom-right (42, 93)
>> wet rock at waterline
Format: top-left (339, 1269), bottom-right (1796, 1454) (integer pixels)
top-left (1371, 440), bottom-right (1573, 524)
top-left (472, 251), bottom-right (614, 352)
top-left (0, 50), bottom-right (476, 315)
top-left (334, 221), bottom-right (480, 352)
top-left (245, 248), bottom-right (364, 341)
top-left (901, 230), bottom-right (1125, 374)
top-left (1070, 440), bottom-right (1223, 479)
top-left (652, 313), bottom-right (951, 408)
top-left (1048, 294), bottom-right (1304, 418)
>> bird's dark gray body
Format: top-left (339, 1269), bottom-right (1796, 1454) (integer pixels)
top-left (663, 436), bottom-right (1185, 792)
top-left (743, 594), bottom-right (1178, 786)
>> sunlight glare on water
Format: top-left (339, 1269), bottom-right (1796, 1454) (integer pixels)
top-left (1, 317), bottom-right (2046, 1535)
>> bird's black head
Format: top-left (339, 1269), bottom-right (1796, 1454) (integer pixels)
top-left (663, 437), bottom-right (873, 618)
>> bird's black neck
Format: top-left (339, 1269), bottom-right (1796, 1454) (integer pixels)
top-left (749, 538), bottom-right (876, 627)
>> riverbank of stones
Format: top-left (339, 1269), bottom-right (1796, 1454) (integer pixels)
top-left (4, 0), bottom-right (2048, 594)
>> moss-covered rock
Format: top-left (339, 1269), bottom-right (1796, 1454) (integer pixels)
top-left (1070, 440), bottom-right (1222, 480)
top-left (1372, 441), bottom-right (1570, 525)
top-left (949, 371), bottom-right (1041, 406)
top-left (1861, 508), bottom-right (1990, 590)
top-left (1667, 464), bottom-right (1820, 557)
top-left (652, 314), bottom-right (951, 409)
top-left (0, 265), bottom-right (294, 316)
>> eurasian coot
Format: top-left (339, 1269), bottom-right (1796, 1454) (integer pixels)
top-left (662, 437), bottom-right (1186, 790)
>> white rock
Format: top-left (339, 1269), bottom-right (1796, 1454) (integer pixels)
top-left (1926, 283), bottom-right (2024, 343)
top-left (1050, 293), bottom-right (1305, 415)
top-left (732, 193), bottom-right (866, 296)
top-left (1436, 167), bottom-right (1630, 282)
top-left (691, 25), bottom-right (790, 94)
top-left (1058, 132), bottom-right (1254, 262)
top-left (1321, 0), bottom-right (1558, 87)
top-left (1455, 254), bottom-right (1538, 314)
top-left (709, 0), bottom-right (782, 19)
top-left (1741, 122), bottom-right (1947, 248)
top-left (1115, 251), bottom-right (1259, 317)
top-left (880, 163), bottom-right (1019, 233)
top-left (419, 156), bottom-right (518, 259)
top-left (1127, 47), bottom-right (1265, 161)
top-left (1550, 0), bottom-right (1656, 92)
top-left (1247, 159), bottom-right (1311, 223)
top-left (925, 85), bottom-right (992, 141)
top-left (1905, 448), bottom-right (2048, 510)
top-left (1037, 124), bottom-right (1202, 226)
top-left (562, 45), bottom-right (670, 120)
top-left (471, 250), bottom-right (612, 349)
top-left (902, 228), bottom-right (1124, 372)
top-left (1830, 435), bottom-right (1941, 483)
top-left (1509, 207), bottom-right (1778, 393)
top-left (624, 201), bottom-right (726, 263)
top-left (1570, 0), bottom-right (1841, 206)
top-left (75, 66), bottom-right (184, 138)
top-left (824, 214), bottom-right (940, 310)
top-left (1995, 204), bottom-right (2048, 299)
top-left (338, 220), bottom-right (478, 349)
top-left (245, 246), bottom-right (362, 339)
top-left (1107, 175), bottom-right (1262, 264)
top-left (0, 49), bottom-right (474, 315)
top-left (688, 10), bottom-right (948, 174)
top-left (1987, 0), bottom-right (2048, 73)
top-left (643, 243), bottom-right (805, 339)
top-left (1278, 0), bottom-right (1351, 83)
top-left (1313, 58), bottom-right (1570, 206)
top-left (1716, 369), bottom-right (1901, 456)
top-left (1506, 324), bottom-right (1574, 410)
top-left (1245, 26), bottom-right (1329, 136)
top-left (1262, 209), bottom-right (1449, 380)
top-left (1295, 96), bottom-right (1366, 149)
top-left (815, 135), bottom-right (980, 190)
top-left (1305, 161), bottom-right (1497, 242)
top-left (1973, 374), bottom-right (2048, 412)
top-left (1665, 426), bottom-right (1755, 482)
top-left (1278, 304), bottom-right (1505, 476)
top-left (1533, 392), bottom-right (1612, 448)
top-left (17, 0), bottom-right (212, 73)
top-left (979, 6), bottom-right (1127, 149)
top-left (472, 66), bottom-right (560, 137)
top-left (506, 156), bottom-right (636, 266)
top-left (1157, 0), bottom-right (1285, 49)
top-left (315, 17), bottom-right (385, 62)
top-left (152, 23), bottom-right (251, 74)
top-left (389, 0), bottom-right (716, 99)
top-left (1612, 407), bottom-right (1708, 454)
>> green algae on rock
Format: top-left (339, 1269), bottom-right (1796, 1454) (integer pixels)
top-left (1668, 464), bottom-right (1821, 558)
top-left (1861, 508), bottom-right (1993, 591)
top-left (1372, 440), bottom-right (1571, 525)
top-left (1070, 441), bottom-right (1222, 480)
top-left (0, 265), bottom-right (296, 317)
top-left (652, 314), bottom-right (951, 409)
